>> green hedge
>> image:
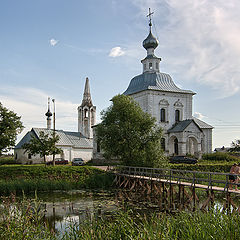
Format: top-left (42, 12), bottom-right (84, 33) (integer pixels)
top-left (170, 162), bottom-right (232, 173)
top-left (0, 165), bottom-right (114, 195)
top-left (0, 157), bottom-right (17, 165)
top-left (202, 152), bottom-right (239, 162)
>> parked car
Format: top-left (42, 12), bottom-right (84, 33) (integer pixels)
top-left (46, 158), bottom-right (69, 165)
top-left (169, 156), bottom-right (198, 164)
top-left (72, 158), bottom-right (84, 166)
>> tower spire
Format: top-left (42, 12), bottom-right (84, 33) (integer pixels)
top-left (45, 97), bottom-right (52, 129)
top-left (141, 9), bottom-right (161, 73)
top-left (78, 77), bottom-right (96, 138)
top-left (81, 77), bottom-right (92, 107)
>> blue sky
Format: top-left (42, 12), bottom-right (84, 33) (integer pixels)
top-left (1, 0), bottom-right (240, 149)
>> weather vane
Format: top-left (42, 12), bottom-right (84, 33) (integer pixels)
top-left (146, 8), bottom-right (154, 30)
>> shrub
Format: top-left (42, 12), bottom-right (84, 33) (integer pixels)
top-left (202, 152), bottom-right (239, 162)
top-left (0, 157), bottom-right (17, 165)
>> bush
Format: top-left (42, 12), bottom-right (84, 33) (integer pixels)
top-left (202, 152), bottom-right (239, 162)
top-left (0, 156), bottom-right (17, 165)
top-left (0, 165), bottom-right (114, 195)
top-left (170, 162), bottom-right (233, 173)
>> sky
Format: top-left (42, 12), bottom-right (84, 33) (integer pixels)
top-left (1, 0), bottom-right (240, 150)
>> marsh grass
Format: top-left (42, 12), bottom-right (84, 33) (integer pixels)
top-left (1, 195), bottom-right (240, 240)
top-left (0, 194), bottom-right (55, 240)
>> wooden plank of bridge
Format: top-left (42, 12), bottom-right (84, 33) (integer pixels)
top-left (130, 179), bottom-right (136, 191)
top-left (117, 173), bottom-right (240, 194)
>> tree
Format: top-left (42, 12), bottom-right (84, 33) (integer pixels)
top-left (96, 94), bottom-right (166, 167)
top-left (23, 131), bottom-right (62, 165)
top-left (0, 102), bottom-right (24, 155)
top-left (229, 140), bottom-right (240, 152)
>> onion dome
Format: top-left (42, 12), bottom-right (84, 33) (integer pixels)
top-left (45, 109), bottom-right (52, 118)
top-left (143, 31), bottom-right (159, 50)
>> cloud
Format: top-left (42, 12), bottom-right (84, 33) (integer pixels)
top-left (49, 38), bottom-right (58, 46)
top-left (193, 112), bottom-right (207, 120)
top-left (109, 47), bottom-right (125, 57)
top-left (0, 86), bottom-right (78, 145)
top-left (130, 0), bottom-right (240, 98)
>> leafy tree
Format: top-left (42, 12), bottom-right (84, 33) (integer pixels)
top-left (23, 131), bottom-right (62, 165)
top-left (96, 94), bottom-right (166, 167)
top-left (0, 103), bottom-right (24, 155)
top-left (229, 140), bottom-right (240, 152)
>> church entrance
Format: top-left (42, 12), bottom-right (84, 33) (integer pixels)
top-left (174, 138), bottom-right (178, 155)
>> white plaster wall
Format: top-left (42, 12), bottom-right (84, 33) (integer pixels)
top-left (131, 90), bottom-right (193, 131)
top-left (72, 148), bottom-right (92, 161)
top-left (202, 129), bottom-right (212, 153)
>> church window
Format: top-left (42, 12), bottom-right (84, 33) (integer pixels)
top-left (84, 109), bottom-right (88, 118)
top-left (175, 110), bottom-right (180, 122)
top-left (15, 154), bottom-right (17, 160)
top-left (156, 62), bottom-right (159, 70)
top-left (149, 62), bottom-right (153, 69)
top-left (144, 64), bottom-right (146, 70)
top-left (160, 108), bottom-right (166, 122)
top-left (174, 138), bottom-right (179, 155)
top-left (97, 139), bottom-right (101, 153)
top-left (161, 138), bottom-right (166, 151)
top-left (28, 154), bottom-right (32, 159)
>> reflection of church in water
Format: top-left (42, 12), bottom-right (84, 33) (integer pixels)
top-left (94, 13), bottom-right (213, 159)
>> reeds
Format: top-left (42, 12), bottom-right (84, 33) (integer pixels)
top-left (1, 196), bottom-right (240, 240)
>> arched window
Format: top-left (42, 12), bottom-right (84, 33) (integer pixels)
top-left (160, 108), bottom-right (166, 122)
top-left (84, 109), bottom-right (88, 118)
top-left (156, 62), bottom-right (159, 70)
top-left (149, 62), bottom-right (153, 69)
top-left (28, 154), bottom-right (32, 159)
top-left (97, 139), bottom-right (101, 153)
top-left (144, 64), bottom-right (146, 70)
top-left (174, 138), bottom-right (178, 155)
top-left (161, 138), bottom-right (166, 151)
top-left (175, 110), bottom-right (180, 122)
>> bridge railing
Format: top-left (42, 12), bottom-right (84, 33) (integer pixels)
top-left (112, 166), bottom-right (239, 191)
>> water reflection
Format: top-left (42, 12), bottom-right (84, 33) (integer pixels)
top-left (17, 189), bottom-right (240, 233)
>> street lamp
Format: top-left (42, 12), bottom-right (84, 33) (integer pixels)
top-left (52, 99), bottom-right (56, 166)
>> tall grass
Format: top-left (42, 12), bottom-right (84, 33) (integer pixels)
top-left (1, 196), bottom-right (240, 240)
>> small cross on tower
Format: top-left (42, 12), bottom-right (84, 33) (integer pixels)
top-left (146, 8), bottom-right (154, 30)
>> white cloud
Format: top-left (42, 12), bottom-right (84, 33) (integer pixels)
top-left (130, 0), bottom-right (240, 98)
top-left (193, 112), bottom-right (206, 120)
top-left (109, 47), bottom-right (125, 57)
top-left (0, 86), bottom-right (78, 145)
top-left (49, 38), bottom-right (58, 46)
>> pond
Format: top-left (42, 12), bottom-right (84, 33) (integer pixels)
top-left (9, 189), bottom-right (240, 234)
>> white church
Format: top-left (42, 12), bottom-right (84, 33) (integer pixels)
top-left (15, 13), bottom-right (213, 163)
top-left (93, 15), bottom-right (213, 160)
top-left (14, 78), bottom-right (96, 164)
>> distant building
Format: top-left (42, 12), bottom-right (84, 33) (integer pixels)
top-left (214, 146), bottom-right (230, 153)
top-left (93, 14), bottom-right (213, 160)
top-left (14, 78), bottom-right (96, 164)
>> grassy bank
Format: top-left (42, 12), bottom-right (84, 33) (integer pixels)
top-left (0, 165), bottom-right (114, 195)
top-left (1, 197), bottom-right (240, 240)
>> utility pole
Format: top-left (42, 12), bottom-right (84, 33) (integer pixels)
top-left (52, 99), bottom-right (56, 166)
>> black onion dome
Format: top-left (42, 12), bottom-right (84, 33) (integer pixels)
top-left (143, 31), bottom-right (158, 50)
top-left (45, 109), bottom-right (52, 117)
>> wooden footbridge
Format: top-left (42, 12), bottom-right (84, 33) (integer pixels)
top-left (110, 166), bottom-right (240, 212)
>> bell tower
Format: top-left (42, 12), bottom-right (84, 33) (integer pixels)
top-left (78, 77), bottom-right (96, 138)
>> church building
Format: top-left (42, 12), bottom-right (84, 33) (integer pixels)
top-left (14, 78), bottom-right (96, 164)
top-left (123, 15), bottom-right (213, 158)
top-left (93, 13), bottom-right (213, 160)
